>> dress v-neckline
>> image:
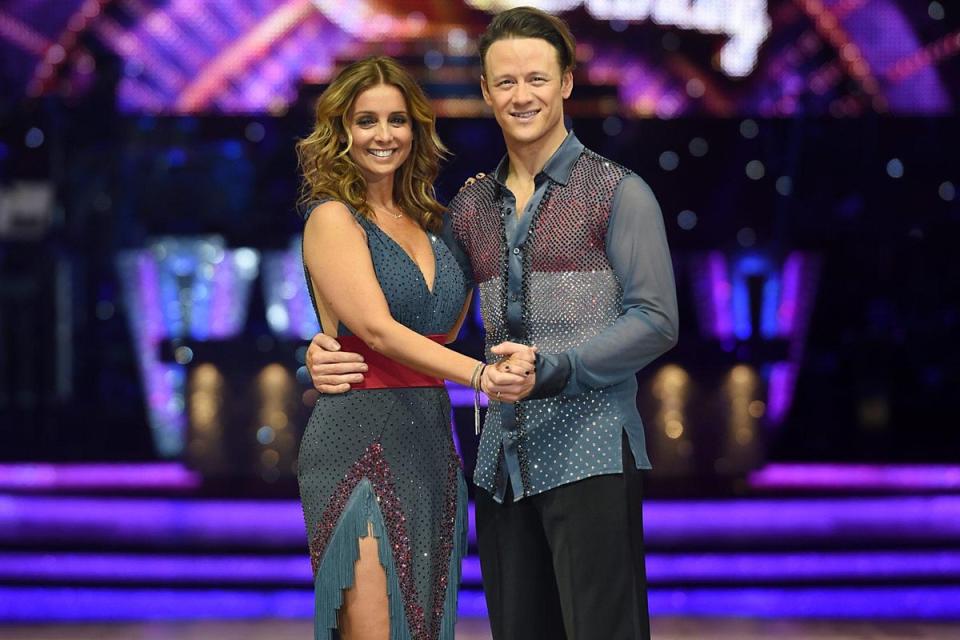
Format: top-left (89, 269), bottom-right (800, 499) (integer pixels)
top-left (370, 223), bottom-right (438, 295)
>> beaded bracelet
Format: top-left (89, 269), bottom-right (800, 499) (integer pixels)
top-left (469, 362), bottom-right (483, 391)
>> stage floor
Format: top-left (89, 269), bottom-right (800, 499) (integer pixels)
top-left (2, 618), bottom-right (958, 639)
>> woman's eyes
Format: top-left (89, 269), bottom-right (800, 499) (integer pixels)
top-left (356, 116), bottom-right (408, 127)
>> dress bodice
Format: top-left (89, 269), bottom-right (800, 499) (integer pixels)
top-left (302, 200), bottom-right (469, 337)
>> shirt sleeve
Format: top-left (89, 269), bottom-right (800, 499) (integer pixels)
top-left (440, 206), bottom-right (475, 288)
top-left (530, 173), bottom-right (679, 399)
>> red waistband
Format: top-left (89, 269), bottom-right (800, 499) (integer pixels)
top-left (336, 334), bottom-right (446, 390)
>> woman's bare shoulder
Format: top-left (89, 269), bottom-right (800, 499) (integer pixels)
top-left (304, 200), bottom-right (365, 237)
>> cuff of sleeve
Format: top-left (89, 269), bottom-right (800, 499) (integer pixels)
top-left (529, 352), bottom-right (571, 400)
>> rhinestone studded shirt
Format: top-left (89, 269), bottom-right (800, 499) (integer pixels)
top-left (445, 132), bottom-right (679, 502)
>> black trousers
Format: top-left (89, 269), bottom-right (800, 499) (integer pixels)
top-left (475, 431), bottom-right (651, 640)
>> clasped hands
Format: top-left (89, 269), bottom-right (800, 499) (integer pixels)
top-left (306, 334), bottom-right (537, 403)
top-left (477, 342), bottom-right (537, 403)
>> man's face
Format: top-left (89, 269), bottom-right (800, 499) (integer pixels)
top-left (481, 37), bottom-right (573, 149)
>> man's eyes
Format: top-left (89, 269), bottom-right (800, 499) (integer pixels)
top-left (496, 77), bottom-right (548, 87)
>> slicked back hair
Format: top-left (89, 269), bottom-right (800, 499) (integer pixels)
top-left (478, 6), bottom-right (577, 76)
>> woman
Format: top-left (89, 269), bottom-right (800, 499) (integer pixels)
top-left (296, 57), bottom-right (532, 640)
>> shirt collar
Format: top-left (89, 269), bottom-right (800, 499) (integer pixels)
top-left (492, 130), bottom-right (583, 187)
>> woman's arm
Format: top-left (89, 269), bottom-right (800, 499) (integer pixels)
top-left (304, 201), bottom-right (526, 388)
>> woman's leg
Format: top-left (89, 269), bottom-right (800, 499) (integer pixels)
top-left (338, 523), bottom-right (390, 640)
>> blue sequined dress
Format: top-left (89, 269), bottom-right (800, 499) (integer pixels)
top-left (298, 201), bottom-right (470, 640)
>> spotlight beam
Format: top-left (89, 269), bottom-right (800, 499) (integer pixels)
top-left (175, 0), bottom-right (315, 112)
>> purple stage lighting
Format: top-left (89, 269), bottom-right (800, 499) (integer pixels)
top-left (689, 250), bottom-right (819, 426)
top-left (117, 239), bottom-right (260, 457)
top-left (261, 238), bottom-right (319, 340)
top-left (3, 0), bottom-right (957, 114)
top-left (1, 549), bottom-right (958, 585)
top-left (3, 494), bottom-right (960, 548)
top-left (0, 587), bottom-right (315, 621)
top-left (0, 463), bottom-right (200, 491)
top-left (649, 586), bottom-right (960, 619)
top-left (750, 463), bottom-right (960, 491)
top-left (2, 585), bottom-right (960, 621)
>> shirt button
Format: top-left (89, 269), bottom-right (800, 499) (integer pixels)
top-left (512, 247), bottom-right (520, 255)
top-left (509, 293), bottom-right (519, 302)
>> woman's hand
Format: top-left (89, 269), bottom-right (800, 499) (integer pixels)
top-left (481, 342), bottom-right (537, 403)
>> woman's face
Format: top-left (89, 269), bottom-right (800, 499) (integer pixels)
top-left (346, 83), bottom-right (413, 183)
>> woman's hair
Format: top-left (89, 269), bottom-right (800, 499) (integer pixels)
top-left (296, 56), bottom-right (447, 231)
top-left (477, 6), bottom-right (577, 75)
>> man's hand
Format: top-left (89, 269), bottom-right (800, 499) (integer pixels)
top-left (306, 333), bottom-right (367, 394)
top-left (485, 341), bottom-right (537, 403)
top-left (305, 332), bottom-right (538, 402)
top-left (459, 172), bottom-right (487, 192)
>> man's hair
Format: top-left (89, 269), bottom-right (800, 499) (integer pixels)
top-left (478, 6), bottom-right (577, 75)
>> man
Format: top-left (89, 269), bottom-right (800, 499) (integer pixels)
top-left (307, 7), bottom-right (678, 639)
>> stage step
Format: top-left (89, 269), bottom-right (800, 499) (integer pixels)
top-left (2, 463), bottom-right (959, 622)
top-left (2, 550), bottom-right (960, 588)
top-left (1, 494), bottom-right (959, 620)
top-left (2, 585), bottom-right (959, 622)
top-left (2, 494), bottom-right (959, 549)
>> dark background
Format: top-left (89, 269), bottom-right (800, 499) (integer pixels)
top-left (1, 0), bottom-right (958, 475)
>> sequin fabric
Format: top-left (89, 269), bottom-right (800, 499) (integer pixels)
top-left (428, 452), bottom-right (464, 631)
top-left (308, 442), bottom-right (412, 579)
top-left (451, 145), bottom-right (636, 499)
top-left (298, 200), bottom-right (469, 639)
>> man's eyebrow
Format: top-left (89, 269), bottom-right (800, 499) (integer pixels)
top-left (491, 70), bottom-right (552, 79)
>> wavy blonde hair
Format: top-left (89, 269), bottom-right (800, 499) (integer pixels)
top-left (296, 56), bottom-right (447, 232)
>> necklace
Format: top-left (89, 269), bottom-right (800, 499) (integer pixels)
top-left (373, 205), bottom-right (404, 220)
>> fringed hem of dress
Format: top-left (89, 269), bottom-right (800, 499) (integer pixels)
top-left (308, 443), bottom-right (469, 640)
top-left (312, 478), bottom-right (411, 640)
